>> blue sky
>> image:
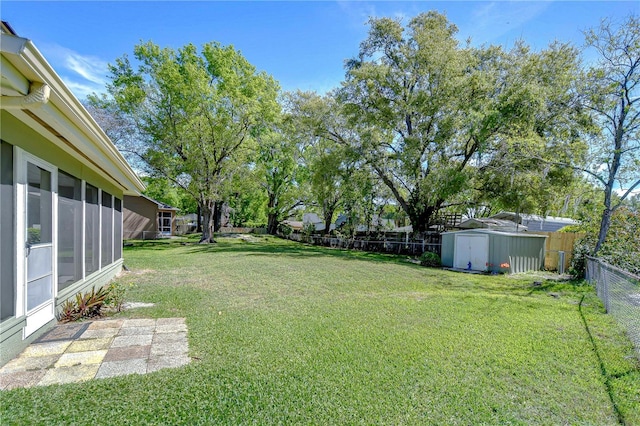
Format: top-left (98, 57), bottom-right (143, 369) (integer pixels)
top-left (2, 1), bottom-right (639, 99)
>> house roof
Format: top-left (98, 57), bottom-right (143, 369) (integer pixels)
top-left (0, 22), bottom-right (144, 195)
top-left (458, 217), bottom-right (528, 231)
top-left (490, 211), bottom-right (577, 225)
top-left (139, 194), bottom-right (180, 211)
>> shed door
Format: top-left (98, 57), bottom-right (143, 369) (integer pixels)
top-left (454, 234), bottom-right (489, 271)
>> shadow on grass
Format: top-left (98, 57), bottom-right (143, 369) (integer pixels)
top-left (124, 236), bottom-right (591, 299)
top-left (185, 239), bottom-right (413, 264)
top-left (123, 236), bottom-right (416, 267)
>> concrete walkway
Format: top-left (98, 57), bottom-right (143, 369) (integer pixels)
top-left (0, 318), bottom-right (190, 390)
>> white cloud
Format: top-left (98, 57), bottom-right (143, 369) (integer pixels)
top-left (40, 43), bottom-right (109, 99)
top-left (64, 80), bottom-right (105, 100)
top-left (460, 1), bottom-right (552, 46)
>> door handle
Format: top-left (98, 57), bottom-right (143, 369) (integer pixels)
top-left (25, 241), bottom-right (32, 256)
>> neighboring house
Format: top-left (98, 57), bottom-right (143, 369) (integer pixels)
top-left (123, 195), bottom-right (179, 239)
top-left (0, 22), bottom-right (144, 366)
top-left (303, 213), bottom-right (336, 232)
top-left (441, 229), bottom-right (547, 274)
top-left (490, 212), bottom-right (578, 232)
top-left (458, 217), bottom-right (527, 232)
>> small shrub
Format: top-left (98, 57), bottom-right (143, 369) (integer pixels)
top-left (277, 222), bottom-right (293, 237)
top-left (58, 286), bottom-right (110, 322)
top-left (419, 251), bottom-right (441, 267)
top-left (104, 282), bottom-right (135, 312)
top-left (302, 222), bottom-right (316, 237)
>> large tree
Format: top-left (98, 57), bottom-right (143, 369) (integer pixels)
top-left (100, 41), bottom-right (279, 242)
top-left (339, 12), bottom-right (583, 233)
top-left (256, 125), bottom-right (305, 234)
top-left (580, 15), bottom-right (640, 255)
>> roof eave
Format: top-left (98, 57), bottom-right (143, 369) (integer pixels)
top-left (1, 33), bottom-right (144, 194)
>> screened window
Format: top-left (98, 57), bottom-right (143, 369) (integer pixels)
top-left (114, 197), bottom-right (122, 260)
top-left (58, 170), bottom-right (83, 290)
top-left (101, 191), bottom-right (113, 267)
top-left (27, 163), bottom-right (52, 245)
top-left (85, 184), bottom-right (100, 274)
top-left (1, 141), bottom-right (15, 320)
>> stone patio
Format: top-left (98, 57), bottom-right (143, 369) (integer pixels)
top-left (0, 318), bottom-right (190, 390)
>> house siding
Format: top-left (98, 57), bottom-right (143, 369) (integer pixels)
top-left (0, 115), bottom-right (129, 365)
top-left (1, 112), bottom-right (122, 196)
top-left (123, 195), bottom-right (158, 239)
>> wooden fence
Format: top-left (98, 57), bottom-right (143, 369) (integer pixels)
top-left (531, 232), bottom-right (585, 272)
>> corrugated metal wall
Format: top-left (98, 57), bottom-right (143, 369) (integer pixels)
top-left (441, 233), bottom-right (455, 267)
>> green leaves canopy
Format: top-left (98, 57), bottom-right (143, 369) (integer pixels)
top-left (340, 12), bottom-right (584, 233)
top-left (104, 41), bottom-right (279, 241)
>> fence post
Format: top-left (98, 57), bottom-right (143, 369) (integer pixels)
top-left (558, 251), bottom-right (565, 275)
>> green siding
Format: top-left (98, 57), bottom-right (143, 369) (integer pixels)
top-left (0, 111), bottom-right (123, 198)
top-left (0, 111), bottom-right (128, 366)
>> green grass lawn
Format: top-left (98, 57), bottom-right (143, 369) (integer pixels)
top-left (2, 236), bottom-right (639, 425)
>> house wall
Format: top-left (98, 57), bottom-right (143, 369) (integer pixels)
top-left (123, 195), bottom-right (158, 239)
top-left (0, 112), bottom-right (126, 366)
top-left (1, 112), bottom-right (121, 195)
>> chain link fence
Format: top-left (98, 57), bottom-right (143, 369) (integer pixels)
top-left (586, 256), bottom-right (640, 357)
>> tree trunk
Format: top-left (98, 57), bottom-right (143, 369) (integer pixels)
top-left (406, 203), bottom-right (439, 236)
top-left (594, 207), bottom-right (611, 255)
top-left (323, 208), bottom-right (335, 235)
top-left (199, 200), bottom-right (216, 243)
top-left (213, 201), bottom-right (223, 232)
top-left (267, 193), bottom-right (279, 235)
top-left (594, 109), bottom-right (625, 256)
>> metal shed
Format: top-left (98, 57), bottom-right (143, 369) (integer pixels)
top-left (441, 229), bottom-right (547, 274)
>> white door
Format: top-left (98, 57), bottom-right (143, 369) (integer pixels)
top-left (22, 158), bottom-right (56, 337)
top-left (453, 234), bottom-right (489, 271)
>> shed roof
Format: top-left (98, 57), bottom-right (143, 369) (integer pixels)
top-left (442, 229), bottom-right (548, 238)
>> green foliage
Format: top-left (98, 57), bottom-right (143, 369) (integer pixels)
top-left (142, 177), bottom-right (197, 214)
top-left (104, 282), bottom-right (135, 313)
top-left (256, 124), bottom-right (305, 234)
top-left (226, 169), bottom-right (268, 227)
top-left (302, 222), bottom-right (316, 236)
top-left (339, 12), bottom-right (583, 233)
top-left (102, 40), bottom-right (279, 242)
top-left (277, 222), bottom-right (293, 236)
top-left (570, 208), bottom-right (640, 276)
top-left (58, 286), bottom-right (110, 322)
top-left (27, 228), bottom-right (41, 244)
top-left (419, 251), bottom-right (441, 267)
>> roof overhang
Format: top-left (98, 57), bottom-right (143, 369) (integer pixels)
top-left (0, 31), bottom-right (144, 195)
